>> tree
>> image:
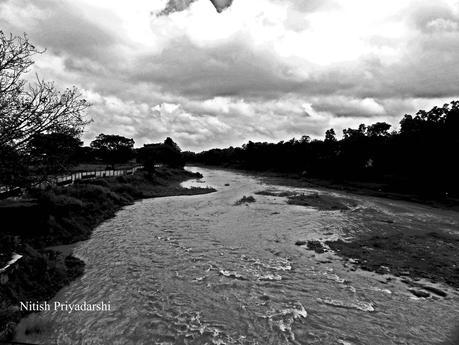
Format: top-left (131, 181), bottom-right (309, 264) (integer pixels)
top-left (367, 122), bottom-right (391, 137)
top-left (324, 129), bottom-right (337, 143)
top-left (343, 124), bottom-right (367, 140)
top-left (0, 31), bottom-right (90, 189)
top-left (0, 31), bottom-right (90, 151)
top-left (164, 137), bottom-right (181, 151)
top-left (0, 144), bottom-right (30, 189)
top-left (90, 134), bottom-right (135, 167)
top-left (138, 138), bottom-right (184, 171)
top-left (28, 133), bottom-right (83, 176)
top-left (299, 135), bottom-right (311, 144)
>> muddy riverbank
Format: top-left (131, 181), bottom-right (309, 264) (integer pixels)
top-left (255, 178), bottom-right (459, 294)
top-left (242, 170), bottom-right (459, 295)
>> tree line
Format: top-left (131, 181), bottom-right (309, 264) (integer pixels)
top-left (185, 101), bottom-right (459, 198)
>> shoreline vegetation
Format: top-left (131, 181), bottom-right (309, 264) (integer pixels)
top-left (0, 167), bottom-right (215, 341)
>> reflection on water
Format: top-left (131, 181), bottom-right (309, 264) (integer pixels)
top-left (16, 167), bottom-right (459, 345)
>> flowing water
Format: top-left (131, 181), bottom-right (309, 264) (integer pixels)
top-left (16, 167), bottom-right (459, 345)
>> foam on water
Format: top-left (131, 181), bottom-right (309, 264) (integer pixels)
top-left (256, 274), bottom-right (282, 281)
top-left (219, 270), bottom-right (246, 280)
top-left (317, 298), bottom-right (375, 312)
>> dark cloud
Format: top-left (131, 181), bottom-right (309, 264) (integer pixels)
top-left (409, 3), bottom-right (459, 33)
top-left (1, 0), bottom-right (120, 55)
top-left (158, 0), bottom-right (198, 16)
top-left (209, 0), bottom-right (234, 13)
top-left (130, 38), bottom-right (302, 98)
top-left (158, 0), bottom-right (233, 15)
top-left (311, 97), bottom-right (386, 118)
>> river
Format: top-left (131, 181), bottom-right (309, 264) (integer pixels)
top-left (16, 167), bottom-right (459, 345)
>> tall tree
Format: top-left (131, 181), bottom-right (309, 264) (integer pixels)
top-left (90, 134), bottom-right (135, 167)
top-left (0, 31), bottom-right (90, 151)
top-left (138, 138), bottom-right (184, 171)
top-left (367, 122), bottom-right (391, 137)
top-left (324, 129), bottom-right (337, 143)
top-left (28, 133), bottom-right (83, 177)
top-left (0, 31), bottom-right (90, 189)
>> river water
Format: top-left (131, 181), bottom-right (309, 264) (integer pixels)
top-left (16, 167), bottom-right (459, 345)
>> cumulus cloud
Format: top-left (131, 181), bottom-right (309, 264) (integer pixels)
top-left (1, 0), bottom-right (458, 150)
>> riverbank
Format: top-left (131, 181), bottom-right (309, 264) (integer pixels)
top-left (255, 172), bottom-right (459, 293)
top-left (222, 166), bottom-right (459, 294)
top-left (0, 167), bottom-right (215, 340)
top-left (262, 172), bottom-right (459, 212)
top-left (189, 164), bottom-right (459, 211)
top-left (326, 230), bottom-right (459, 290)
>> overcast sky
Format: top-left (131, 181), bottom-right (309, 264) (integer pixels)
top-left (1, 0), bottom-right (458, 151)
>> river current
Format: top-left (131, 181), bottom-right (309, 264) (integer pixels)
top-left (16, 167), bottom-right (459, 345)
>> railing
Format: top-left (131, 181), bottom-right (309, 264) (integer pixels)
top-left (0, 166), bottom-right (143, 199)
top-left (0, 341), bottom-right (40, 345)
top-left (50, 165), bottom-right (143, 187)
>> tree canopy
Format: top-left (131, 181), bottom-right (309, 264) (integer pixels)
top-left (90, 134), bottom-right (135, 166)
top-left (138, 138), bottom-right (184, 171)
top-left (28, 133), bottom-right (83, 177)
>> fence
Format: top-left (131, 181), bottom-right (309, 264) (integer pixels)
top-left (0, 166), bottom-right (143, 199)
top-left (0, 341), bottom-right (43, 345)
top-left (51, 165), bottom-right (143, 187)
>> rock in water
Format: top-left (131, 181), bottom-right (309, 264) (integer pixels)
top-left (421, 285), bottom-right (447, 297)
top-left (307, 240), bottom-right (327, 254)
top-left (408, 289), bottom-right (430, 298)
top-left (210, 0), bottom-right (233, 12)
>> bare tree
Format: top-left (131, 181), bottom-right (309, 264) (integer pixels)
top-left (0, 31), bottom-right (90, 151)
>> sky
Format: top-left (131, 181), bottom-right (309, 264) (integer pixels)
top-left (1, 0), bottom-right (459, 151)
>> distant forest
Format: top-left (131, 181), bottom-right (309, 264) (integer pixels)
top-left (185, 101), bottom-right (459, 199)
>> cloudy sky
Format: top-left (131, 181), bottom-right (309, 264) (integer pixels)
top-left (1, 0), bottom-right (458, 151)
